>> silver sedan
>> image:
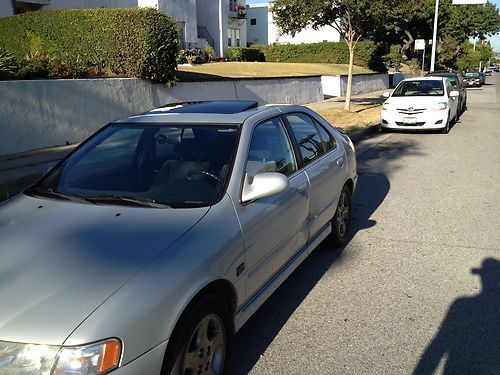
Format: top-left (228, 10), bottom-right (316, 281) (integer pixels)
top-left (0, 101), bottom-right (357, 375)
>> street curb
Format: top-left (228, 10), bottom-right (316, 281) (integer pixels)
top-left (348, 123), bottom-right (381, 145)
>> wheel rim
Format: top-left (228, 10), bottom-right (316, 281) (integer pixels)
top-left (181, 314), bottom-right (226, 375)
top-left (336, 191), bottom-right (350, 238)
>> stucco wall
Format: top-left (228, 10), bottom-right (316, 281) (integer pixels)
top-left (46, 0), bottom-right (138, 9)
top-left (0, 77), bottom-right (323, 154)
top-left (246, 5), bottom-right (268, 45)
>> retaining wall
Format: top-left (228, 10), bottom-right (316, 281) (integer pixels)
top-left (0, 76), bottom-right (323, 154)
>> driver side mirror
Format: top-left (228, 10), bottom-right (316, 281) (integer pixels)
top-left (449, 90), bottom-right (460, 98)
top-left (382, 91), bottom-right (391, 98)
top-left (241, 172), bottom-right (288, 203)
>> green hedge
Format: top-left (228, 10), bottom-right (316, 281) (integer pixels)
top-left (253, 42), bottom-right (387, 71)
top-left (0, 8), bottom-right (179, 83)
top-left (227, 47), bottom-right (265, 62)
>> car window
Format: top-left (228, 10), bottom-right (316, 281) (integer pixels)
top-left (314, 119), bottom-right (337, 152)
top-left (246, 117), bottom-right (296, 177)
top-left (31, 124), bottom-right (238, 208)
top-left (392, 80), bottom-right (444, 96)
top-left (285, 113), bottom-right (324, 165)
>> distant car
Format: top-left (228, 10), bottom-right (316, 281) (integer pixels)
top-left (484, 68), bottom-right (493, 76)
top-left (426, 70), bottom-right (467, 114)
top-left (381, 77), bottom-right (460, 134)
top-left (0, 100), bottom-right (357, 375)
top-left (463, 71), bottom-right (482, 87)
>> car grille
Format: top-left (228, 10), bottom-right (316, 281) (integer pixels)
top-left (397, 108), bottom-right (426, 115)
top-left (396, 121), bottom-right (426, 126)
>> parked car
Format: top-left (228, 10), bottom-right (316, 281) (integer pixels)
top-left (0, 101), bottom-right (357, 375)
top-left (426, 70), bottom-right (467, 114)
top-left (381, 77), bottom-right (460, 134)
top-left (463, 71), bottom-right (482, 87)
top-left (484, 68), bottom-right (493, 76)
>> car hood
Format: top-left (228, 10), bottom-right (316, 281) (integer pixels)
top-left (386, 96), bottom-right (449, 108)
top-left (0, 194), bottom-right (209, 345)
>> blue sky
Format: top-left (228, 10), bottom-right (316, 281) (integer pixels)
top-left (246, 0), bottom-right (500, 51)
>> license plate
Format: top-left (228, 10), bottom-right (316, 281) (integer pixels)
top-left (403, 117), bottom-right (417, 124)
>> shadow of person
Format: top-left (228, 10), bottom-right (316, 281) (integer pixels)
top-left (414, 258), bottom-right (500, 375)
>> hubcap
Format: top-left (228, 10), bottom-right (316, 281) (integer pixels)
top-left (336, 192), bottom-right (349, 237)
top-left (181, 315), bottom-right (225, 375)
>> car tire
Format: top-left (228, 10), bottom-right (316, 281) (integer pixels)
top-left (162, 295), bottom-right (233, 375)
top-left (441, 115), bottom-right (450, 134)
top-left (328, 185), bottom-right (352, 246)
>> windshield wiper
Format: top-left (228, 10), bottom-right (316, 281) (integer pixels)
top-left (26, 188), bottom-right (94, 204)
top-left (85, 195), bottom-right (171, 208)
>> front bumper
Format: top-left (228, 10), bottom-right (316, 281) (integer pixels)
top-left (381, 109), bottom-right (448, 131)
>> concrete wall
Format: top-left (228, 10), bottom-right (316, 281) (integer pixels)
top-left (0, 77), bottom-right (323, 154)
top-left (322, 73), bottom-right (389, 97)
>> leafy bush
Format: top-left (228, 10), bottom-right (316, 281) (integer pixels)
top-left (177, 48), bottom-right (207, 65)
top-left (0, 48), bottom-right (19, 79)
top-left (254, 42), bottom-right (387, 71)
top-left (227, 47), bottom-right (265, 62)
top-left (0, 8), bottom-right (179, 83)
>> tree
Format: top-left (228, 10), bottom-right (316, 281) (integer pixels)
top-left (271, 0), bottom-right (382, 110)
top-left (375, 0), bottom-right (500, 70)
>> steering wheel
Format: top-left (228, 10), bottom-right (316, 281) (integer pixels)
top-left (186, 170), bottom-right (220, 184)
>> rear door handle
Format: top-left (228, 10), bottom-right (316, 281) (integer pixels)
top-left (336, 157), bottom-right (345, 167)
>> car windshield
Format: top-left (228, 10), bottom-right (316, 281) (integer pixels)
top-left (27, 124), bottom-right (239, 208)
top-left (392, 80), bottom-right (444, 96)
top-left (465, 72), bottom-right (480, 77)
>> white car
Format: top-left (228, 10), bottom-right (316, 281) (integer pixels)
top-left (381, 77), bottom-right (460, 133)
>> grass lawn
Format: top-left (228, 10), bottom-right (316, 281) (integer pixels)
top-left (177, 62), bottom-right (374, 81)
top-left (307, 102), bottom-right (382, 133)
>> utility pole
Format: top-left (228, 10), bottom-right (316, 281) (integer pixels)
top-left (430, 0), bottom-right (439, 72)
top-left (219, 0), bottom-right (224, 58)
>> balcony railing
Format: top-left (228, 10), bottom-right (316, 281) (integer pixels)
top-left (229, 4), bottom-right (246, 19)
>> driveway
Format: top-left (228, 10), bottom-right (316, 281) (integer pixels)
top-left (229, 74), bottom-right (500, 374)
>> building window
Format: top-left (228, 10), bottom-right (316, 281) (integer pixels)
top-left (250, 18), bottom-right (256, 25)
top-left (229, 0), bottom-right (237, 12)
top-left (228, 28), bottom-right (240, 47)
top-left (177, 21), bottom-right (186, 50)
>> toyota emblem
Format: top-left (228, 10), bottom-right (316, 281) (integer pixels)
top-left (408, 107), bottom-right (413, 111)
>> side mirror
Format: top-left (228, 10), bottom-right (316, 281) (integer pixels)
top-left (242, 172), bottom-right (288, 203)
top-left (382, 91), bottom-right (391, 98)
top-left (449, 90), bottom-right (460, 98)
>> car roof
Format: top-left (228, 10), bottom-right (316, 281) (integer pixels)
top-left (112, 101), bottom-right (303, 125)
top-left (401, 76), bottom-right (446, 82)
top-left (426, 71), bottom-right (459, 77)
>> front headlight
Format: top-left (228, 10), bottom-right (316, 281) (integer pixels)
top-left (0, 339), bottom-right (121, 375)
top-left (433, 102), bottom-right (448, 111)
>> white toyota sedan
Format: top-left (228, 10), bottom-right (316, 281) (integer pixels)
top-left (381, 77), bottom-right (460, 133)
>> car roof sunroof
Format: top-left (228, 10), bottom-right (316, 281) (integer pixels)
top-left (154, 100), bottom-right (259, 114)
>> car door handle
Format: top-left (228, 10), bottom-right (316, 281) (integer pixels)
top-left (336, 157), bottom-right (345, 167)
top-left (297, 183), bottom-right (308, 197)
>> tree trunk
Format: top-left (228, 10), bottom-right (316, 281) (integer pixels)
top-left (344, 40), bottom-right (354, 111)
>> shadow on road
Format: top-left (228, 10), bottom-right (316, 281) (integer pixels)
top-left (413, 258), bottom-right (500, 375)
top-left (229, 138), bottom-right (424, 374)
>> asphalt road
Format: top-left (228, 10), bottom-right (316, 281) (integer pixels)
top-left (229, 74), bottom-right (500, 374)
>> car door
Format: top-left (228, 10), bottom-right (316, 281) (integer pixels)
top-left (445, 80), bottom-right (458, 119)
top-left (283, 112), bottom-right (346, 238)
top-left (235, 116), bottom-right (310, 299)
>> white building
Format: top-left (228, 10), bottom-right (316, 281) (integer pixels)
top-left (246, 2), bottom-right (340, 46)
top-left (0, 0), bottom-right (246, 57)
